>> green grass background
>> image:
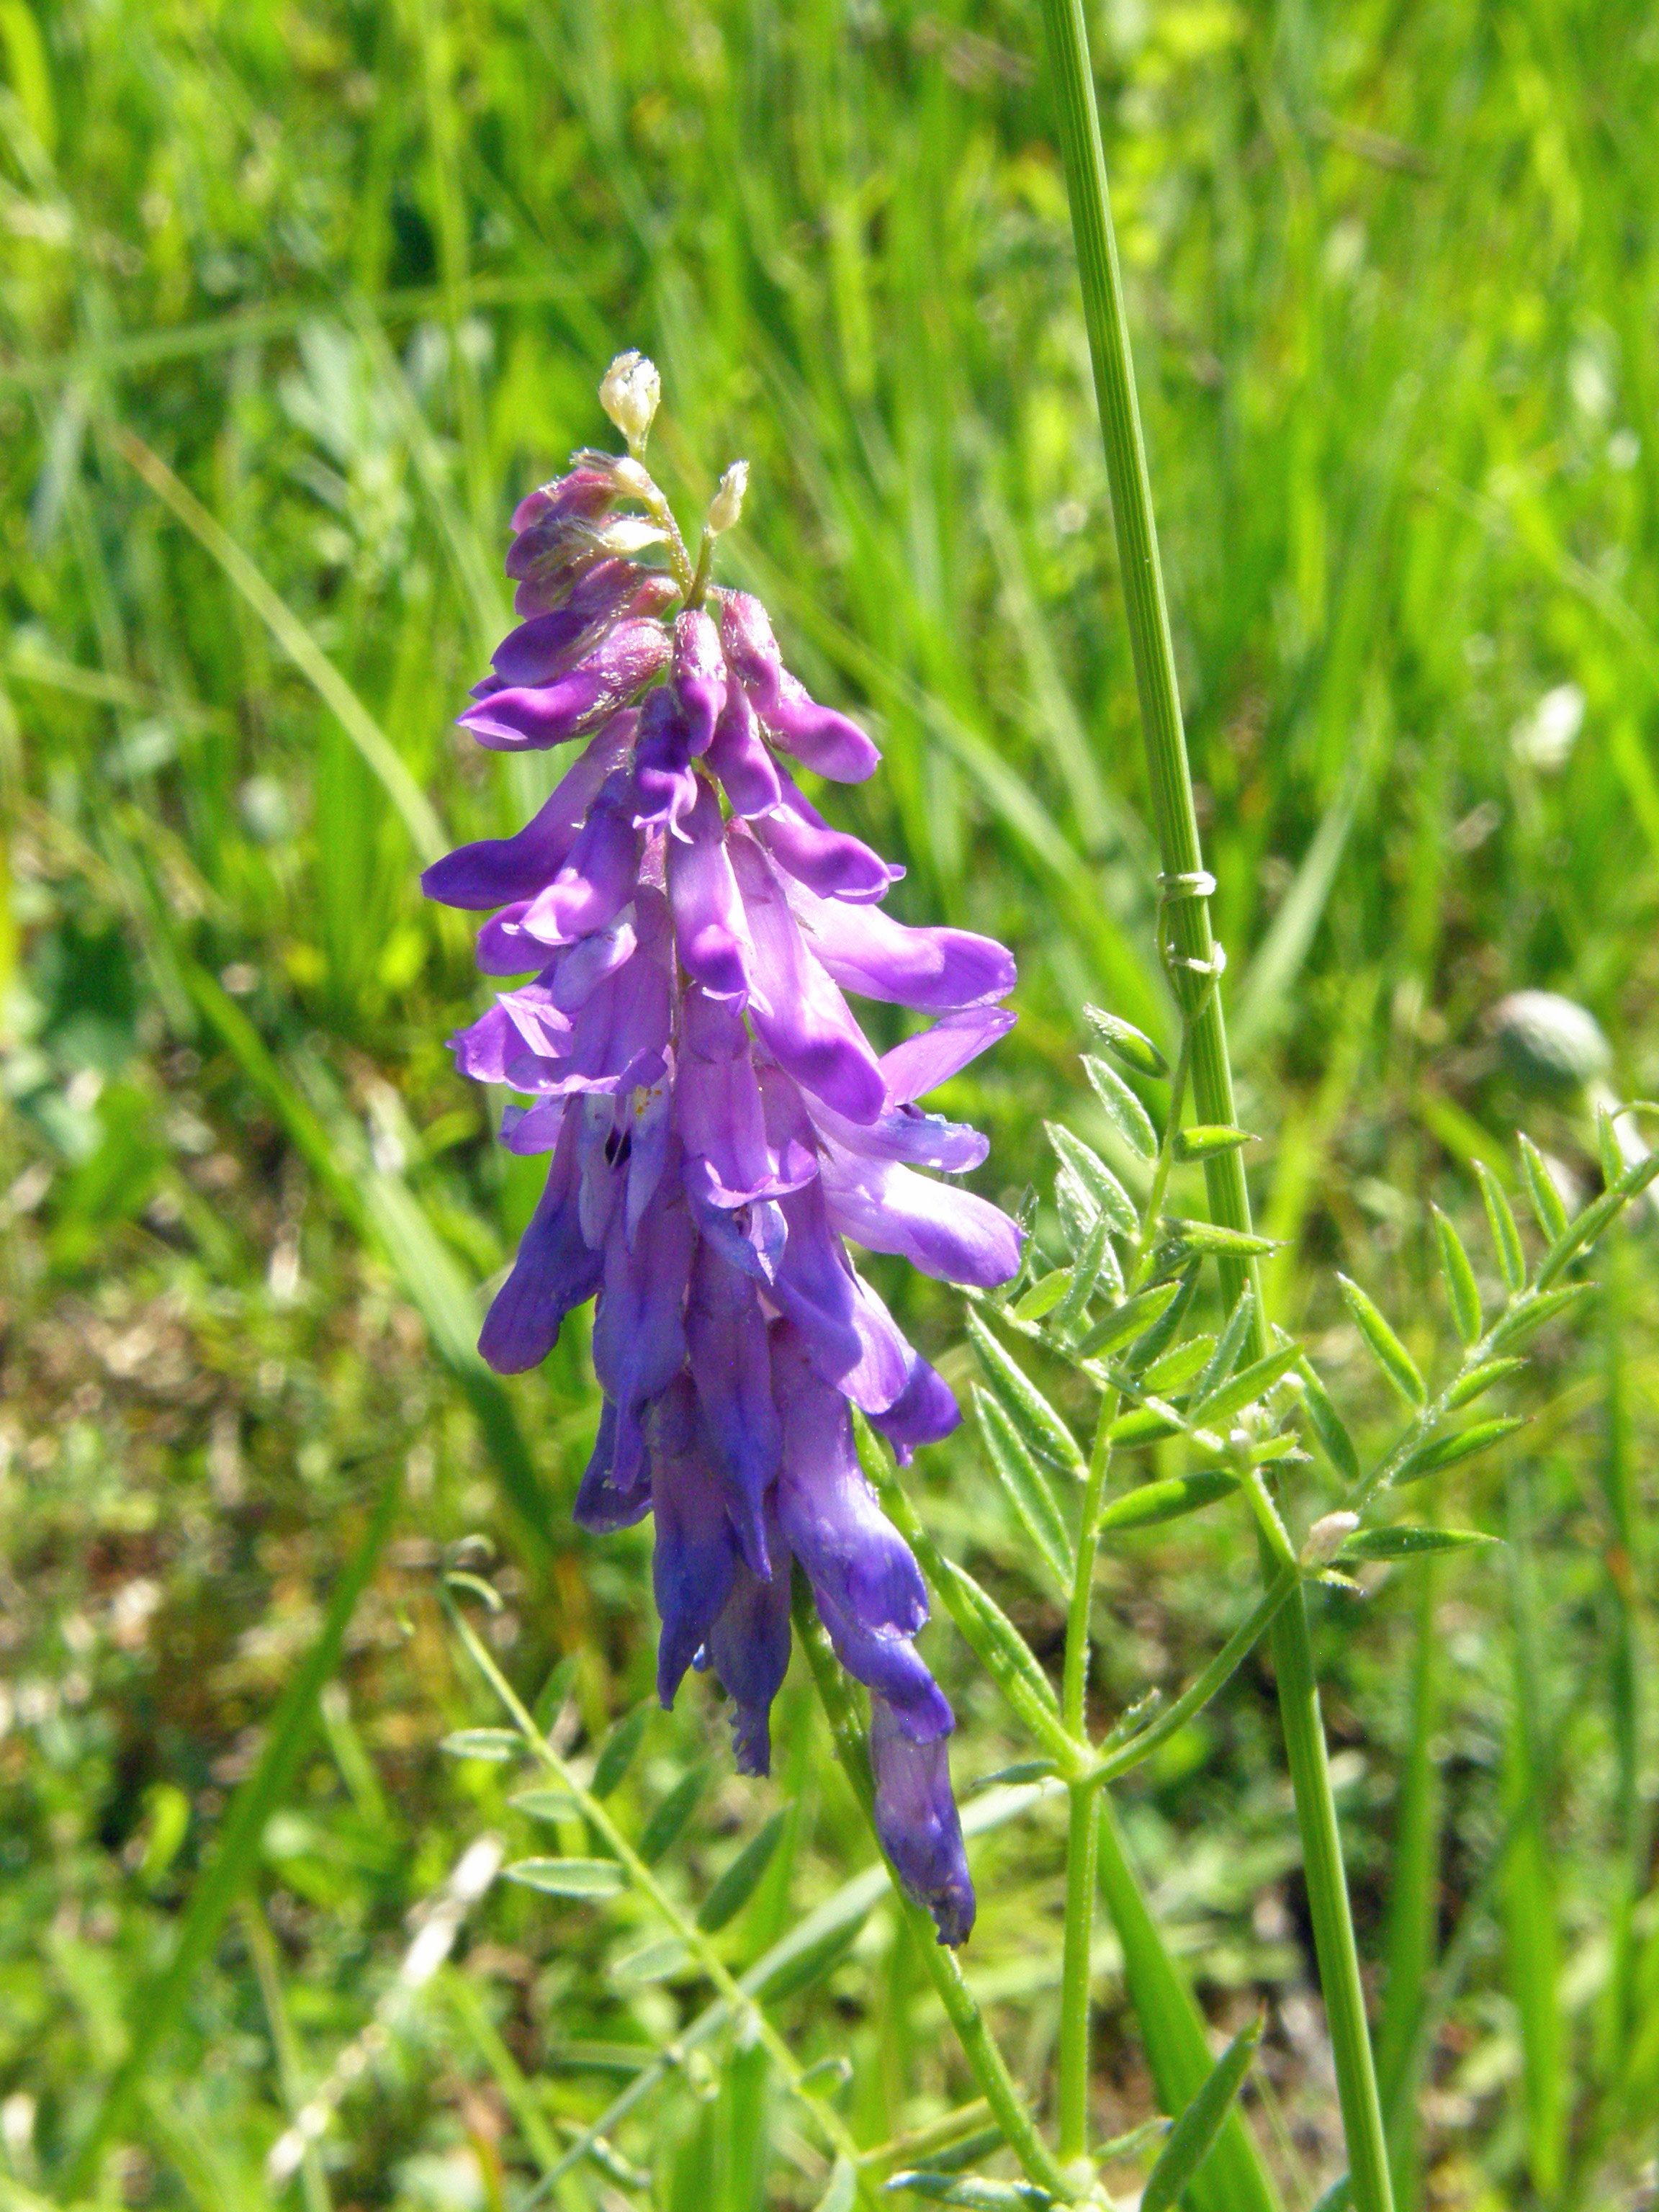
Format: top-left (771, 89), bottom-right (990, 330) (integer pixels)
top-left (2, 0), bottom-right (1658, 2203)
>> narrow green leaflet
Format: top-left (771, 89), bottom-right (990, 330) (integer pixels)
top-left (610, 1937), bottom-right (691, 1986)
top-left (1191, 1343), bottom-right (1305, 1429)
top-left (1339, 1527), bottom-right (1500, 1561)
top-left (966, 1311), bottom-right (1087, 1478)
top-left (886, 2175), bottom-right (1056, 2208)
top-left (1077, 1279), bottom-right (1180, 1358)
top-left (1537, 1153), bottom-right (1659, 1285)
top-left (638, 1766), bottom-right (708, 1867)
top-left (1596, 1105), bottom-right (1624, 1190)
top-left (1123, 1266), bottom-right (1200, 1373)
top-left (1473, 1161), bottom-right (1526, 1292)
top-left (1108, 1403), bottom-right (1182, 1448)
top-left (696, 1809), bottom-right (788, 1933)
top-left (509, 1786), bottom-right (580, 1824)
top-left (1393, 1417), bottom-right (1524, 1485)
top-left (1084, 1053), bottom-right (1159, 1160)
top-left (440, 1729), bottom-right (523, 1763)
top-left (1097, 2116), bottom-right (1172, 2162)
top-left (1296, 1356), bottom-right (1360, 1483)
top-left (1140, 2014), bottom-right (1262, 2212)
top-left (1141, 1336), bottom-right (1215, 1395)
top-left (1012, 1269), bottom-right (1069, 1321)
top-left (971, 1760), bottom-right (1058, 1789)
top-left (1162, 1218), bottom-right (1277, 1259)
top-left (1517, 1134), bottom-right (1569, 1242)
top-left (974, 1389), bottom-right (1075, 1589)
top-left (1431, 1207), bottom-right (1483, 1346)
top-left (1084, 1003), bottom-right (1169, 1079)
top-left (1446, 1357), bottom-right (1525, 1409)
top-left (531, 1652), bottom-right (580, 1730)
top-left (1192, 1286), bottom-right (1254, 1402)
top-left (1095, 1471), bottom-right (1238, 1536)
top-left (1336, 1273), bottom-right (1426, 1408)
top-left (935, 1557), bottom-right (1067, 1750)
top-left (1491, 1282), bottom-right (1591, 1348)
top-left (1046, 1122), bottom-right (1138, 1235)
top-left (814, 2157), bottom-right (858, 2212)
top-left (591, 1702), bottom-right (651, 1799)
top-left (505, 1858), bottom-right (626, 1898)
top-left (1174, 1125), bottom-right (1255, 1161)
top-left (1051, 1210), bottom-right (1120, 1334)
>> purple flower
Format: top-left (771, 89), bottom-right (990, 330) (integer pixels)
top-left (423, 372), bottom-right (1018, 1944)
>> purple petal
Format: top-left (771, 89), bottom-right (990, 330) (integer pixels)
top-left (878, 1007), bottom-right (1018, 1105)
top-left (475, 903), bottom-right (540, 976)
top-left (870, 1696), bottom-right (975, 1946)
top-left (819, 1143), bottom-right (1023, 1288)
top-left (667, 781), bottom-right (752, 1004)
top-left (520, 769), bottom-right (641, 946)
top-left (649, 1376), bottom-right (740, 1707)
top-left (866, 1357), bottom-right (961, 1464)
top-left (671, 606), bottom-right (727, 757)
top-left (624, 1078), bottom-right (673, 1241)
top-left (719, 591), bottom-right (880, 783)
top-left (756, 767), bottom-right (902, 904)
top-left (508, 464), bottom-right (616, 540)
top-left (493, 567), bottom-right (676, 686)
top-left (705, 679), bottom-right (783, 817)
top-left (767, 1161), bottom-right (916, 1417)
top-left (631, 685), bottom-right (698, 840)
top-left (677, 989), bottom-right (816, 1208)
top-left (813, 1584), bottom-right (953, 1741)
top-left (499, 1098), bottom-right (567, 1155)
top-left (806, 1095), bottom-right (990, 1174)
top-left (422, 721), bottom-right (634, 911)
top-left (705, 1499), bottom-right (793, 1776)
top-left (685, 1239), bottom-right (781, 1575)
top-left (728, 830), bottom-right (887, 1125)
top-left (573, 1403), bottom-right (653, 1532)
top-left (479, 1117), bottom-right (606, 1372)
top-left (590, 1160), bottom-right (696, 1490)
top-left (459, 621), bottom-right (670, 751)
top-left (785, 877), bottom-right (1016, 1010)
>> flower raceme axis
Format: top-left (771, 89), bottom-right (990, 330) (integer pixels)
top-left (421, 357), bottom-right (1020, 1943)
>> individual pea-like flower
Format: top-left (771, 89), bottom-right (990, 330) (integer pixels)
top-left (423, 356), bottom-right (1022, 1945)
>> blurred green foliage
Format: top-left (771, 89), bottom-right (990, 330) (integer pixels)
top-left (1, 0), bottom-right (1657, 2204)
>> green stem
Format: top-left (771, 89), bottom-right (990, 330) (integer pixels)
top-left (1056, 1407), bottom-right (1115, 2165)
top-left (1035, 8), bottom-right (1395, 2210)
top-left (790, 1578), bottom-right (1076, 2203)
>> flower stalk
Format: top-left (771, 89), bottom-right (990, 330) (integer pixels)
top-left (1035, 1), bottom-right (1396, 2202)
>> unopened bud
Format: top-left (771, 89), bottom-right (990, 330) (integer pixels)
top-left (1301, 1511), bottom-right (1359, 1568)
top-left (599, 350), bottom-right (661, 451)
top-left (707, 459), bottom-right (749, 535)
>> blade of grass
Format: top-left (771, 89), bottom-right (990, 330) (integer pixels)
top-left (1375, 1554), bottom-right (1442, 2211)
top-left (1503, 1466), bottom-right (1564, 2201)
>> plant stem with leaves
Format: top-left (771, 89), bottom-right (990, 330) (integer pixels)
top-left (1034, 1), bottom-right (1396, 2203)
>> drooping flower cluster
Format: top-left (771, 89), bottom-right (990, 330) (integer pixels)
top-left (423, 357), bottom-right (1020, 1944)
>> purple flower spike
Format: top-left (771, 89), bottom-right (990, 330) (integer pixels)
top-left (423, 359), bottom-right (1020, 1938)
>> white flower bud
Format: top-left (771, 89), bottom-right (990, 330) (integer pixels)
top-left (599, 349), bottom-right (661, 451)
top-left (1300, 1511), bottom-right (1360, 1568)
top-left (707, 458), bottom-right (749, 535)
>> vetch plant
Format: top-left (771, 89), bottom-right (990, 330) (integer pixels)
top-left (423, 349), bottom-right (1024, 1948)
top-left (418, 29), bottom-right (1659, 2212)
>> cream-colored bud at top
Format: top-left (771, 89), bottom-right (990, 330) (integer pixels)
top-left (1300, 1511), bottom-right (1359, 1568)
top-left (707, 458), bottom-right (750, 535)
top-left (599, 350), bottom-right (661, 451)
